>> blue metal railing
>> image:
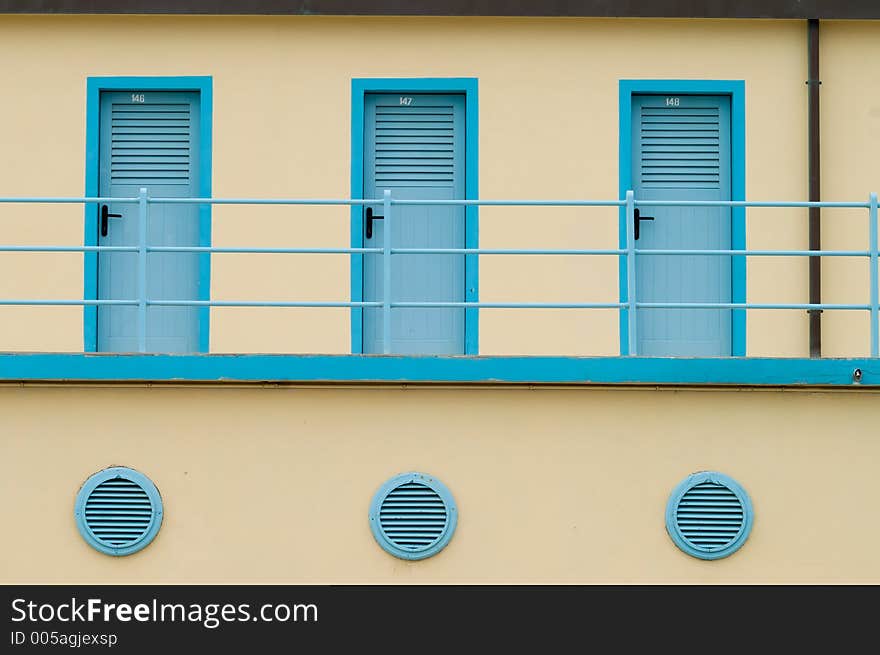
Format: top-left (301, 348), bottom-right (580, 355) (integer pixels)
top-left (0, 189), bottom-right (877, 357)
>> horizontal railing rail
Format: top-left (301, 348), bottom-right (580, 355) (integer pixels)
top-left (0, 189), bottom-right (877, 357)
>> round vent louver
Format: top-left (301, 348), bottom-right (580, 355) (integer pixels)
top-left (74, 467), bottom-right (163, 556)
top-left (665, 471), bottom-right (753, 560)
top-left (369, 472), bottom-right (457, 561)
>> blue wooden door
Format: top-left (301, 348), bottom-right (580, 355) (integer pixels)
top-left (97, 91), bottom-right (200, 352)
top-left (362, 93), bottom-right (465, 354)
top-left (632, 94), bottom-right (732, 356)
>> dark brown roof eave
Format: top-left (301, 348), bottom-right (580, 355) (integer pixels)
top-left (1, 1), bottom-right (879, 20)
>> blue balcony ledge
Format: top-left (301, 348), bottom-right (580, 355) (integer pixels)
top-left (0, 353), bottom-right (876, 387)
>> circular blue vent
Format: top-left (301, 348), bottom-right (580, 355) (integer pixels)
top-left (665, 471), bottom-right (753, 560)
top-left (369, 472), bottom-right (457, 561)
top-left (74, 467), bottom-right (163, 556)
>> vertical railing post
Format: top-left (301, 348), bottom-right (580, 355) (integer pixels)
top-left (137, 187), bottom-right (148, 354)
top-left (382, 189), bottom-right (393, 354)
top-left (625, 190), bottom-right (638, 356)
top-left (869, 191), bottom-right (879, 358)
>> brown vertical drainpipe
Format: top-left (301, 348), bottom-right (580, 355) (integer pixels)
top-left (808, 18), bottom-right (822, 357)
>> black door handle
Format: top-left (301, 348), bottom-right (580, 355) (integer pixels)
top-left (365, 207), bottom-right (384, 239)
top-left (100, 204), bottom-right (122, 237)
top-left (634, 207), bottom-right (654, 240)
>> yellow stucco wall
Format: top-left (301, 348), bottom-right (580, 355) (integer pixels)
top-left (817, 21), bottom-right (880, 357)
top-left (1, 383), bottom-right (879, 584)
top-left (0, 16), bottom-right (876, 357)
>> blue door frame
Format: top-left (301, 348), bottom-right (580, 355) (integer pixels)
top-left (83, 76), bottom-right (213, 353)
top-left (350, 78), bottom-right (479, 355)
top-left (618, 80), bottom-right (746, 356)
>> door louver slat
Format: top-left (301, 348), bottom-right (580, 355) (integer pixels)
top-left (110, 103), bottom-right (191, 186)
top-left (373, 105), bottom-right (455, 185)
top-left (640, 105), bottom-right (721, 189)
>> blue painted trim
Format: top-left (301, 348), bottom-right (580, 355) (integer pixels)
top-left (198, 81), bottom-right (214, 353)
top-left (665, 471), bottom-right (753, 561)
top-left (350, 78), bottom-right (479, 354)
top-left (730, 86), bottom-right (747, 356)
top-left (1, 354), bottom-right (876, 386)
top-left (464, 83), bottom-right (480, 356)
top-left (369, 471), bottom-right (458, 561)
top-left (74, 466), bottom-right (164, 557)
top-left (83, 82), bottom-right (100, 352)
top-left (618, 80), bottom-right (746, 356)
top-left (84, 76), bottom-right (213, 353)
top-left (350, 86), bottom-right (365, 354)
